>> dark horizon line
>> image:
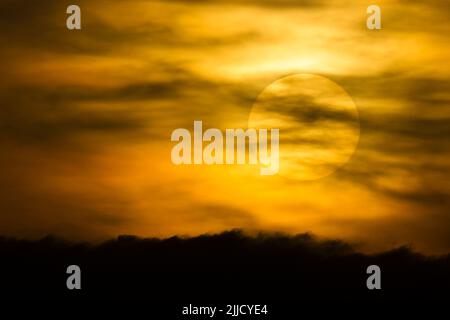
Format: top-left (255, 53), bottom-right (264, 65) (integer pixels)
top-left (1, 229), bottom-right (449, 257)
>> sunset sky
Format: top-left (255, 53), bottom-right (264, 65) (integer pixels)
top-left (0, 0), bottom-right (449, 254)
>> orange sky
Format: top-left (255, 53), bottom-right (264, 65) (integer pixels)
top-left (0, 0), bottom-right (449, 253)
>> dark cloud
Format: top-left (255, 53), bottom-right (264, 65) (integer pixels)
top-left (0, 86), bottom-right (156, 145)
top-left (262, 95), bottom-right (359, 125)
top-left (333, 74), bottom-right (450, 153)
top-left (0, 52), bottom-right (263, 146)
top-left (0, 0), bottom-right (264, 56)
top-left (336, 75), bottom-right (450, 107)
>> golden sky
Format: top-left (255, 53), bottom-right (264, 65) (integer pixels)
top-left (0, 0), bottom-right (449, 253)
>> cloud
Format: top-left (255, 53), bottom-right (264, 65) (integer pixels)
top-left (0, 0), bottom-right (449, 255)
top-left (0, 86), bottom-right (155, 145)
top-left (158, 0), bottom-right (324, 8)
top-left (0, 0), bottom-right (264, 57)
top-left (0, 66), bottom-right (257, 146)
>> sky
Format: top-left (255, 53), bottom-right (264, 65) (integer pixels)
top-left (0, 0), bottom-right (449, 253)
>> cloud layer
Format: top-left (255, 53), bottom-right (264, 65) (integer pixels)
top-left (0, 0), bottom-right (449, 253)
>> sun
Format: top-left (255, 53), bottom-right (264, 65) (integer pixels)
top-left (248, 74), bottom-right (360, 181)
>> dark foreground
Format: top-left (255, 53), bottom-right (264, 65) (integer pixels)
top-left (0, 230), bottom-right (448, 315)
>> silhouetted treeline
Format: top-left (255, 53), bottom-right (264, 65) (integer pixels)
top-left (0, 230), bottom-right (449, 304)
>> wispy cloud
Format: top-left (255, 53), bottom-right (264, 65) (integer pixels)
top-left (0, 0), bottom-right (448, 253)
